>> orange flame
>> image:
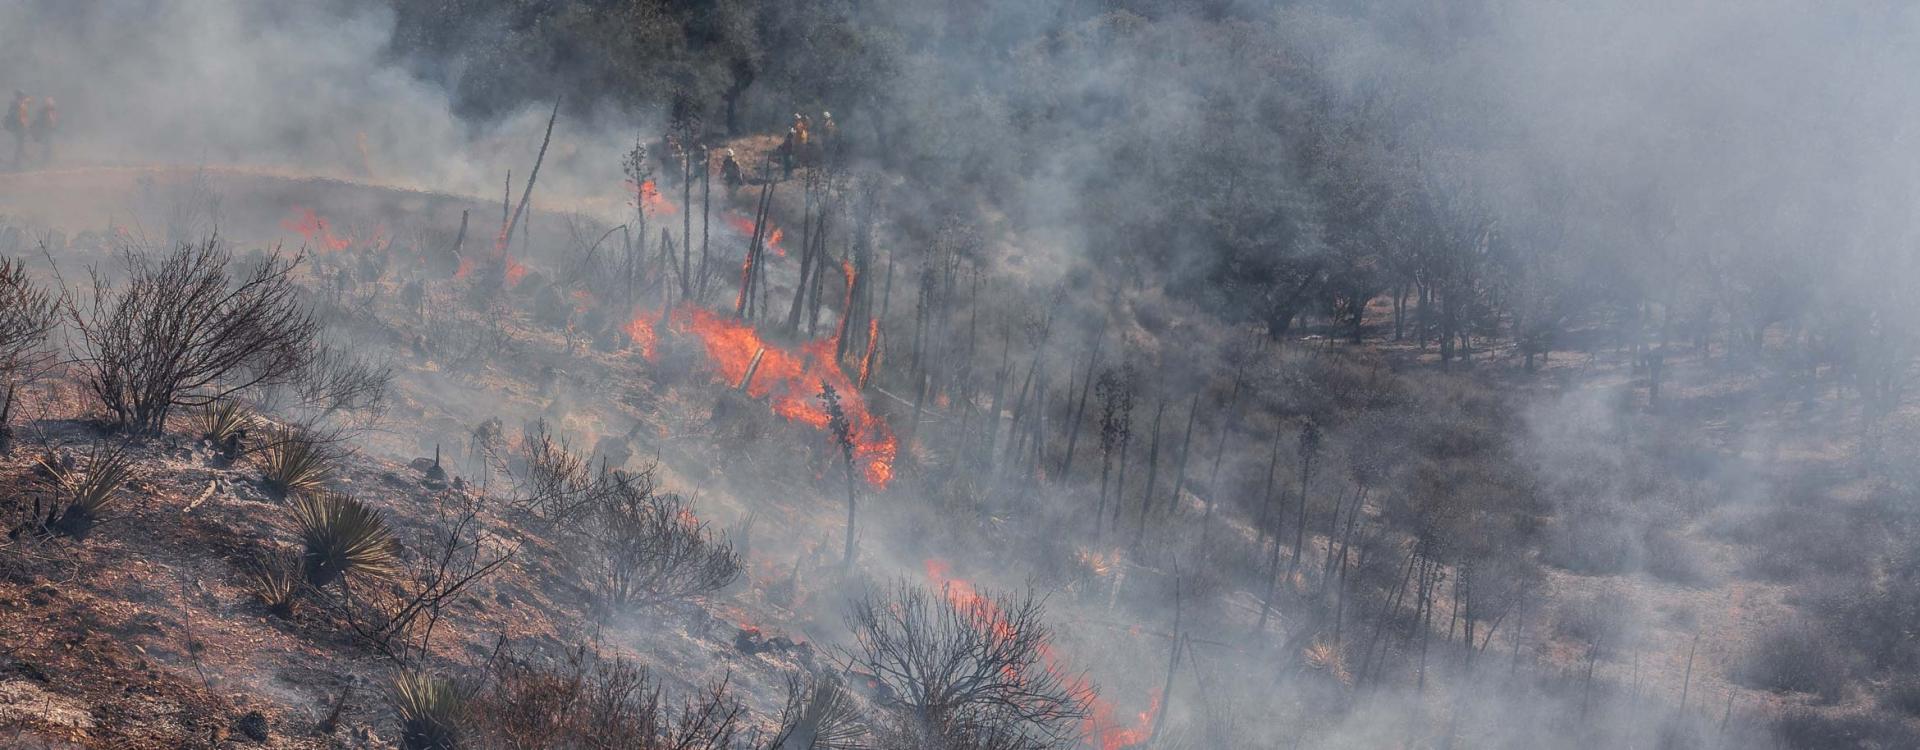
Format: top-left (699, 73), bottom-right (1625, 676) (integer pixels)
top-left (624, 310), bottom-right (658, 360)
top-left (504, 256), bottom-right (529, 287)
top-left (670, 304), bottom-right (896, 487)
top-left (629, 178), bottom-right (677, 215)
top-left (727, 214), bottom-right (786, 257)
top-left (282, 206), bottom-right (353, 252)
top-left (1085, 690), bottom-right (1160, 750)
top-left (924, 559), bottom-right (1159, 750)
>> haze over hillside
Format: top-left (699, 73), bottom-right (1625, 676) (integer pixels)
top-left (1, 1), bottom-right (1917, 748)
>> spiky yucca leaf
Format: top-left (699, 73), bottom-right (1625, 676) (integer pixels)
top-left (392, 671), bottom-right (468, 750)
top-left (249, 557), bottom-right (300, 618)
top-left (291, 492), bottom-right (399, 588)
top-left (196, 400), bottom-right (252, 444)
top-left (36, 442), bottom-right (134, 539)
top-left (259, 428), bottom-right (333, 498)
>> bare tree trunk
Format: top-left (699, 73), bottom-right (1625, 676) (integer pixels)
top-left (1252, 431), bottom-right (1284, 634)
top-left (699, 148), bottom-right (711, 301)
top-left (1167, 391), bottom-right (1199, 517)
top-left (1147, 571), bottom-right (1185, 746)
top-left (1132, 398), bottom-right (1166, 550)
top-left (1060, 335), bottom-right (1103, 479)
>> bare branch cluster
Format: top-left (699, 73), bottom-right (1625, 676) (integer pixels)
top-left (66, 238), bottom-right (319, 434)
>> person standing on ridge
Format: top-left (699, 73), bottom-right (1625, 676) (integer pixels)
top-left (5, 91), bottom-right (30, 169)
top-left (30, 97), bottom-right (56, 166)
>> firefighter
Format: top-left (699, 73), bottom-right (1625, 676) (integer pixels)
top-left (30, 97), bottom-right (55, 166)
top-left (778, 127), bottom-right (796, 179)
top-left (792, 112), bottom-right (810, 146)
top-left (5, 92), bottom-right (28, 169)
top-left (820, 111), bottom-right (836, 143)
top-left (721, 147), bottom-right (743, 188)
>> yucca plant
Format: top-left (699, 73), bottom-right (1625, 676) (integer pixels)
top-left (36, 442), bottom-right (135, 540)
top-left (259, 428), bottom-right (333, 498)
top-left (290, 492), bottom-right (399, 588)
top-left (392, 671), bottom-right (469, 750)
top-left (196, 400), bottom-right (252, 457)
top-left (249, 556), bottom-right (300, 618)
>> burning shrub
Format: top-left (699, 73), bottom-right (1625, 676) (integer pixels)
top-left (18, 441), bottom-right (134, 540)
top-left (65, 238), bottom-right (320, 435)
top-left (258, 427), bottom-right (334, 498)
top-left (844, 581), bottom-right (1091, 750)
top-left (580, 466), bottom-right (740, 612)
top-left (291, 492), bottom-right (399, 589)
top-left (391, 671), bottom-right (471, 750)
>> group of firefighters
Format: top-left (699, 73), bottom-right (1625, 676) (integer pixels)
top-left (711, 110), bottom-right (838, 188)
top-left (5, 90), bottom-right (56, 169)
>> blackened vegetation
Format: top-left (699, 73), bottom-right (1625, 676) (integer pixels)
top-left (579, 465), bottom-right (741, 613)
top-left (845, 582), bottom-right (1090, 750)
top-left (0, 256), bottom-right (56, 452)
top-left (67, 238), bottom-right (319, 435)
top-left (474, 645), bottom-right (745, 750)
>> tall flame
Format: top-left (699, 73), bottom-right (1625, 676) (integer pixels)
top-left (643, 304), bottom-right (896, 487)
top-left (282, 206), bottom-right (353, 252)
top-left (727, 214), bottom-right (787, 257)
top-left (629, 178), bottom-right (678, 215)
top-left (624, 309), bottom-right (658, 360)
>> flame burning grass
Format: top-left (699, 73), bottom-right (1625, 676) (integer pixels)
top-left (628, 178), bottom-right (678, 215)
top-left (727, 214), bottom-right (787, 257)
top-left (924, 559), bottom-right (1160, 750)
top-left (281, 206), bottom-right (354, 252)
top-left (623, 310), bottom-right (658, 360)
top-left (627, 303), bottom-right (897, 487)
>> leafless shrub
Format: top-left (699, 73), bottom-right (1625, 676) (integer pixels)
top-left (843, 582), bottom-right (1091, 750)
top-left (0, 256), bottom-right (57, 452)
top-left (579, 466), bottom-right (740, 613)
top-left (65, 238), bottom-right (319, 434)
top-left (327, 494), bottom-right (516, 662)
top-left (475, 644), bottom-right (744, 750)
top-left (266, 341), bottom-right (392, 429)
top-left (511, 419), bottom-right (594, 521)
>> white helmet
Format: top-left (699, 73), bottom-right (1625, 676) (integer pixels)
top-left (823, 111), bottom-right (832, 118)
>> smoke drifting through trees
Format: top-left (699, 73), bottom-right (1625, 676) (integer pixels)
top-left (0, 0), bottom-right (1915, 747)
